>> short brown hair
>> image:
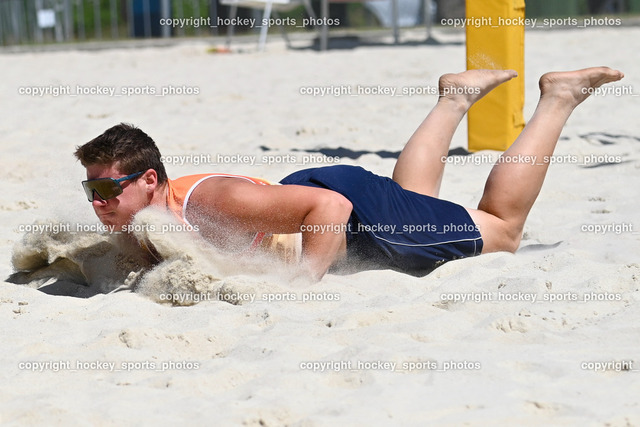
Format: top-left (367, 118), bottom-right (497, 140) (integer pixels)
top-left (74, 123), bottom-right (168, 184)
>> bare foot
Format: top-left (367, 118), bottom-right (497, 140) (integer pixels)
top-left (539, 66), bottom-right (624, 108)
top-left (438, 69), bottom-right (518, 111)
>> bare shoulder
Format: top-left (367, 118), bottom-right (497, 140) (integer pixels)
top-left (189, 176), bottom-right (345, 212)
top-left (188, 176), bottom-right (256, 211)
top-left (183, 177), bottom-right (255, 243)
top-left (186, 175), bottom-right (352, 234)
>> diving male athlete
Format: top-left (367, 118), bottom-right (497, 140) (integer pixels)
top-left (75, 67), bottom-right (624, 280)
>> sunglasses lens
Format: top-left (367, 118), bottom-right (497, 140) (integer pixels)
top-left (82, 179), bottom-right (122, 202)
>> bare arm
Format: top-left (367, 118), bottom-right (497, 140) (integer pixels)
top-left (186, 178), bottom-right (353, 280)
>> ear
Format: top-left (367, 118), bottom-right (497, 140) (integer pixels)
top-left (142, 169), bottom-right (158, 192)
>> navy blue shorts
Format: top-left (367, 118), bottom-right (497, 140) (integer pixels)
top-left (281, 165), bottom-right (483, 275)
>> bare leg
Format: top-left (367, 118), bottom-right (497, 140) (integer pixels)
top-left (392, 69), bottom-right (517, 197)
top-left (467, 66), bottom-right (625, 253)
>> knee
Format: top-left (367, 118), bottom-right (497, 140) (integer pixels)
top-left (468, 209), bottom-right (522, 254)
top-left (478, 221), bottom-right (521, 254)
top-left (501, 227), bottom-right (522, 254)
top-left (503, 233), bottom-right (521, 254)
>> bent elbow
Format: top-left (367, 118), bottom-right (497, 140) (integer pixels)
top-left (330, 193), bottom-right (353, 221)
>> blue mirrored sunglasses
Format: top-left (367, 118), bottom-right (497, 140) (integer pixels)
top-left (81, 171), bottom-right (144, 202)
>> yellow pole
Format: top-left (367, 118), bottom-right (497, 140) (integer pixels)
top-left (466, 0), bottom-right (526, 152)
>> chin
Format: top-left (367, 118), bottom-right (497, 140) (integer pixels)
top-left (97, 215), bottom-right (123, 230)
top-left (97, 215), bottom-right (114, 225)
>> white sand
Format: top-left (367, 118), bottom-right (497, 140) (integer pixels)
top-left (2, 26), bottom-right (640, 424)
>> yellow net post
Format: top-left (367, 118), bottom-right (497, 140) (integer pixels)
top-left (466, 0), bottom-right (526, 152)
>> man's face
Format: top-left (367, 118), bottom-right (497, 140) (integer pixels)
top-left (85, 164), bottom-right (153, 231)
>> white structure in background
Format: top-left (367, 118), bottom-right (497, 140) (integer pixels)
top-left (220, 0), bottom-right (317, 51)
top-left (318, 0), bottom-right (436, 50)
top-left (222, 0), bottom-right (437, 51)
top-left (364, 0), bottom-right (435, 28)
top-left (34, 0), bottom-right (65, 42)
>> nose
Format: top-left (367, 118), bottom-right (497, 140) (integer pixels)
top-left (91, 191), bottom-right (107, 206)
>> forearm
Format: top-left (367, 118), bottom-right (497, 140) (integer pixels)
top-left (193, 180), bottom-right (353, 279)
top-left (301, 225), bottom-right (347, 281)
top-left (300, 197), bottom-right (352, 281)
